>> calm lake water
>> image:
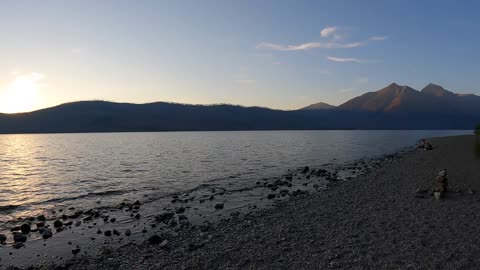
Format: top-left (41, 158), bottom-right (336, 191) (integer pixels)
top-left (0, 130), bottom-right (471, 225)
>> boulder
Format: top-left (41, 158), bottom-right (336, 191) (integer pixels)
top-left (0, 234), bottom-right (7, 243)
top-left (20, 224), bottom-right (31, 234)
top-left (214, 203), bottom-right (224, 209)
top-left (10, 226), bottom-right (21, 232)
top-left (147, 234), bottom-right (162, 244)
top-left (13, 233), bottom-right (27, 243)
top-left (53, 220), bottom-right (63, 228)
top-left (425, 143), bottom-right (433, 150)
top-left (435, 170), bottom-right (448, 193)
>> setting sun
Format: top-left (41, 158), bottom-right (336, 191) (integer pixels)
top-left (0, 73), bottom-right (44, 114)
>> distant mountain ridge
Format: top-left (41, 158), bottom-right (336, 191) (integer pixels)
top-left (334, 83), bottom-right (480, 115)
top-left (300, 102), bottom-right (336, 110)
top-left (0, 83), bottom-right (479, 133)
top-left (337, 83), bottom-right (422, 112)
top-left (421, 83), bottom-right (456, 97)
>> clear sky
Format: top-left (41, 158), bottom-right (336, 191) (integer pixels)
top-left (1, 0), bottom-right (479, 113)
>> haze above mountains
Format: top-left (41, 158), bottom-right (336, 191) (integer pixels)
top-left (0, 83), bottom-right (479, 133)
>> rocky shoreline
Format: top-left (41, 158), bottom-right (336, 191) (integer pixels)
top-left (4, 135), bottom-right (480, 269)
top-left (0, 141), bottom-right (404, 269)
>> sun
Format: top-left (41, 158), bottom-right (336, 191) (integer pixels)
top-left (0, 73), bottom-right (44, 114)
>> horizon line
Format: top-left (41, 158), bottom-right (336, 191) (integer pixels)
top-left (0, 82), bottom-right (476, 115)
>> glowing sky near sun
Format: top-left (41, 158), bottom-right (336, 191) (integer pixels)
top-left (1, 0), bottom-right (480, 113)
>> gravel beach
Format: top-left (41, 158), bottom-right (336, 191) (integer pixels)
top-left (13, 135), bottom-right (480, 269)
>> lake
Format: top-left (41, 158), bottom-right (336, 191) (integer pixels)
top-left (0, 130), bottom-right (471, 228)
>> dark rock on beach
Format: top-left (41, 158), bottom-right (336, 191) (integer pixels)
top-left (53, 220), bottom-right (63, 228)
top-left (72, 248), bottom-right (81, 255)
top-left (13, 233), bottom-right (27, 243)
top-left (147, 235), bottom-right (163, 244)
top-left (0, 234), bottom-right (6, 243)
top-left (64, 221), bottom-right (73, 226)
top-left (42, 229), bottom-right (53, 239)
top-left (10, 226), bottom-right (21, 232)
top-left (20, 224), bottom-right (31, 234)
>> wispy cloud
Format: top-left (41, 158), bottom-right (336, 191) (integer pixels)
top-left (257, 27), bottom-right (387, 52)
top-left (321, 26), bottom-right (344, 40)
top-left (257, 41), bottom-right (365, 51)
top-left (369, 36), bottom-right (388, 41)
top-left (327, 56), bottom-right (362, 63)
top-left (320, 26), bottom-right (338, 38)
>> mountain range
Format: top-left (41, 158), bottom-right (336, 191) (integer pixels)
top-left (0, 83), bottom-right (479, 134)
top-left (301, 83), bottom-right (480, 115)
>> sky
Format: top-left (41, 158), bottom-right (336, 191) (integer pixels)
top-left (1, 0), bottom-right (480, 113)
